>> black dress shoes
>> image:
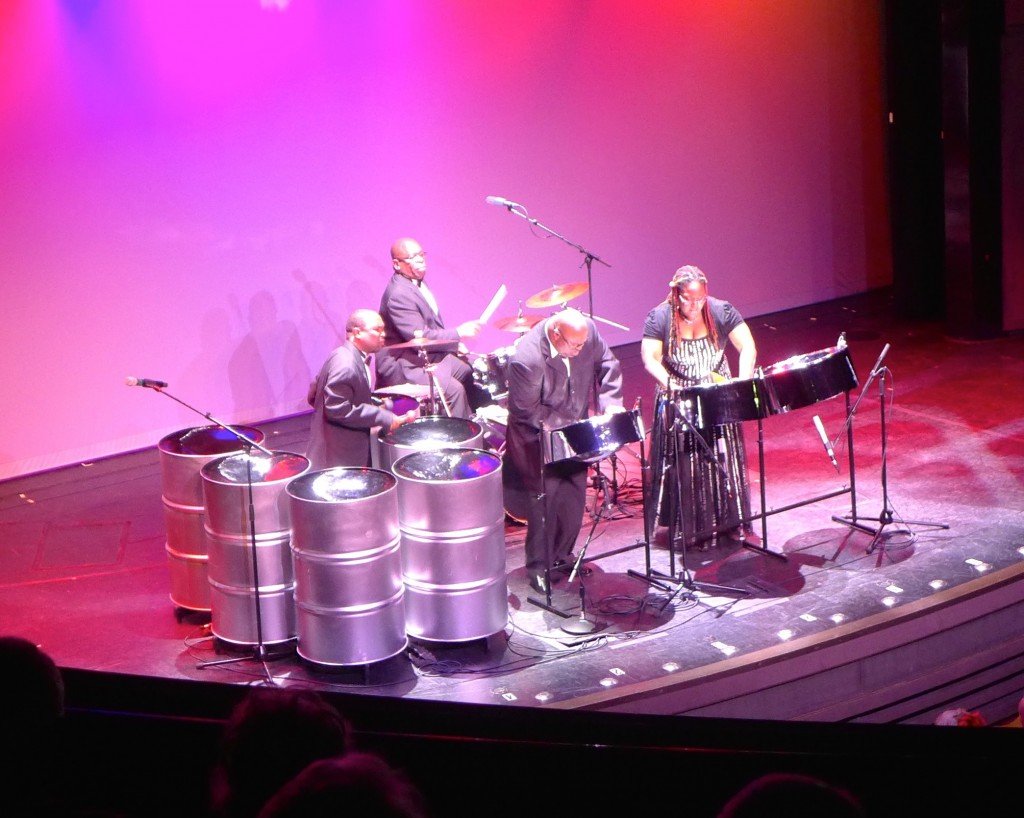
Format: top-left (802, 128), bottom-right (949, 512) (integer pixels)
top-left (552, 553), bottom-right (592, 577)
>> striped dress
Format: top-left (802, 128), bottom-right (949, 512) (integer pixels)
top-left (643, 299), bottom-right (753, 548)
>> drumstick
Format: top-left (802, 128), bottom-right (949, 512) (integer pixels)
top-left (478, 284), bottom-right (507, 324)
top-left (591, 313), bottom-right (629, 331)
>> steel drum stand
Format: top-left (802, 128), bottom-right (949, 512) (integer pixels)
top-left (138, 386), bottom-right (280, 685)
top-left (832, 345), bottom-right (948, 554)
top-left (629, 398), bottom-right (747, 602)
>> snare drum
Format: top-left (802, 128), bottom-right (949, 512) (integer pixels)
top-left (472, 346), bottom-right (516, 400)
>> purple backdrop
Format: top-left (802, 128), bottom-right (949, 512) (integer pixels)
top-left (0, 1), bottom-right (889, 478)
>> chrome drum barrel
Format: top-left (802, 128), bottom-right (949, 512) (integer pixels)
top-left (287, 467), bottom-right (406, 667)
top-left (158, 425), bottom-right (265, 611)
top-left (201, 451), bottom-right (309, 647)
top-left (393, 448), bottom-right (508, 642)
top-left (378, 416), bottom-right (483, 473)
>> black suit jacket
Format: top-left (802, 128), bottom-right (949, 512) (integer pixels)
top-left (506, 317), bottom-right (623, 490)
top-left (378, 273), bottom-right (459, 380)
top-left (305, 341), bottom-right (397, 470)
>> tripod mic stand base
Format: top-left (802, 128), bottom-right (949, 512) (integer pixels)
top-left (561, 617), bottom-right (605, 635)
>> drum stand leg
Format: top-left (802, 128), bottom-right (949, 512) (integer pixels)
top-left (833, 362), bottom-right (948, 555)
top-left (589, 453), bottom-right (630, 521)
top-left (742, 417), bottom-right (786, 561)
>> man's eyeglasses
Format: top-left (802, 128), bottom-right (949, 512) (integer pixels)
top-left (397, 250), bottom-right (426, 263)
top-left (553, 327), bottom-right (586, 352)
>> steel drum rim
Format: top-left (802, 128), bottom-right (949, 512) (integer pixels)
top-left (200, 450), bottom-right (310, 486)
top-left (381, 416), bottom-right (483, 445)
top-left (286, 467), bottom-right (397, 504)
top-left (158, 425), bottom-right (266, 457)
top-left (764, 345), bottom-right (843, 374)
top-left (391, 447), bottom-right (502, 484)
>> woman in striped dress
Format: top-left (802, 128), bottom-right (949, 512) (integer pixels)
top-left (641, 265), bottom-right (758, 550)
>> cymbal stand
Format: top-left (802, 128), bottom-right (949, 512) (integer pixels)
top-left (139, 385), bottom-right (279, 685)
top-left (416, 347), bottom-right (452, 417)
top-left (832, 344), bottom-right (948, 553)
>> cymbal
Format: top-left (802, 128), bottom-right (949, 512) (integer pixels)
top-left (524, 281), bottom-right (588, 308)
top-left (494, 314), bottom-right (543, 333)
top-left (385, 336), bottom-right (453, 351)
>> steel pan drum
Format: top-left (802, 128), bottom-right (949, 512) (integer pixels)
top-left (287, 467), bottom-right (406, 666)
top-left (393, 448), bottom-right (508, 643)
top-left (158, 424), bottom-right (265, 611)
top-left (763, 345), bottom-right (858, 413)
top-left (201, 450), bottom-right (310, 647)
top-left (378, 416), bottom-right (483, 473)
top-left (672, 377), bottom-right (772, 430)
top-left (547, 409), bottom-right (643, 464)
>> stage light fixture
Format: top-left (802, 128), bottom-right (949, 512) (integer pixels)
top-left (661, 662), bottom-right (680, 673)
top-left (929, 579), bottom-right (947, 590)
top-left (711, 640), bottom-right (737, 656)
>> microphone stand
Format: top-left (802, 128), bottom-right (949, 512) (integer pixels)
top-left (831, 344), bottom-right (948, 554)
top-left (496, 201), bottom-right (628, 529)
top-left (139, 385), bottom-right (279, 684)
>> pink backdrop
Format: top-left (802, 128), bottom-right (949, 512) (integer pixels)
top-left (0, 0), bottom-right (889, 478)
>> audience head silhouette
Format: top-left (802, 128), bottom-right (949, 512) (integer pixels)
top-left (717, 772), bottom-right (865, 818)
top-left (211, 688), bottom-right (352, 818)
top-left (258, 752), bottom-right (428, 818)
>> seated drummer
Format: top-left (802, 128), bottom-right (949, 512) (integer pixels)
top-left (377, 237), bottom-right (485, 418)
top-left (306, 309), bottom-right (417, 470)
top-left (505, 308), bottom-right (624, 594)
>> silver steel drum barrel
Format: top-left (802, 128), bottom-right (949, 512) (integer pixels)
top-left (201, 450), bottom-right (310, 647)
top-left (378, 416), bottom-right (483, 473)
top-left (287, 467), bottom-right (407, 667)
top-left (158, 425), bottom-right (265, 611)
top-left (394, 448), bottom-right (508, 643)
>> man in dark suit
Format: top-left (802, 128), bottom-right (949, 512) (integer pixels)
top-left (306, 310), bottom-right (416, 470)
top-left (378, 237), bottom-right (482, 418)
top-left (506, 309), bottom-right (623, 594)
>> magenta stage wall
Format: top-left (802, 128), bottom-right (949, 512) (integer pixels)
top-left (0, 1), bottom-right (889, 478)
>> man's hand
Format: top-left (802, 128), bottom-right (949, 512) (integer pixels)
top-left (389, 409), bottom-right (419, 431)
top-left (457, 320), bottom-right (482, 339)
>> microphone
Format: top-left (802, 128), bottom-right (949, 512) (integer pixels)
top-left (126, 376), bottom-right (168, 389)
top-left (870, 343), bottom-right (891, 378)
top-left (485, 195), bottom-right (522, 209)
top-left (812, 414), bottom-right (839, 472)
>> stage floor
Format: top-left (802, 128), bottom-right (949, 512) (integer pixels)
top-left (3, 289), bottom-right (1023, 723)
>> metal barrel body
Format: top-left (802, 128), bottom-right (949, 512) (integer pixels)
top-left (158, 425), bottom-right (265, 611)
top-left (287, 468), bottom-right (406, 666)
top-left (378, 416), bottom-right (483, 473)
top-left (201, 451), bottom-right (309, 646)
top-left (394, 448), bottom-right (508, 642)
